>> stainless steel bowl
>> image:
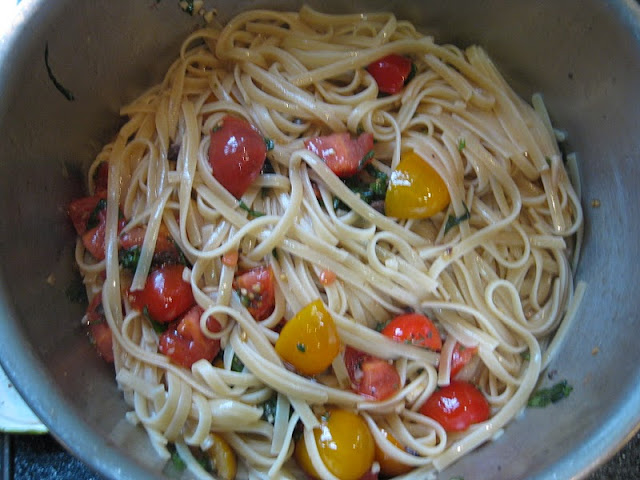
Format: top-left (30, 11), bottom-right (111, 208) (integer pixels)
top-left (1, 1), bottom-right (640, 479)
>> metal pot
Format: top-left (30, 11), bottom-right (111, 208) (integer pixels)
top-left (1, 1), bottom-right (639, 478)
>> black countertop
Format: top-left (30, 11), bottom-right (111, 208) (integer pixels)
top-left (2, 430), bottom-right (640, 479)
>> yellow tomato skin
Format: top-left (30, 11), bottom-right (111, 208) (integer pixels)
top-left (295, 409), bottom-right (375, 480)
top-left (275, 299), bottom-right (340, 376)
top-left (375, 428), bottom-right (412, 477)
top-left (385, 150), bottom-right (450, 219)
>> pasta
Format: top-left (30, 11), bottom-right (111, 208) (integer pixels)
top-left (70, 6), bottom-right (583, 479)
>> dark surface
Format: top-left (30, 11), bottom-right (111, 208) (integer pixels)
top-left (1, 430), bottom-right (639, 479)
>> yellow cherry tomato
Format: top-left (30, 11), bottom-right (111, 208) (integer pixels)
top-left (275, 299), bottom-right (340, 376)
top-left (375, 428), bottom-right (412, 477)
top-left (206, 433), bottom-right (237, 480)
top-left (385, 150), bottom-right (450, 219)
top-left (295, 408), bottom-right (375, 480)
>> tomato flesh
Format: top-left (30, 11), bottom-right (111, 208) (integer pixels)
top-left (450, 342), bottom-right (478, 378)
top-left (93, 161), bottom-right (109, 194)
top-left (295, 408), bottom-right (375, 480)
top-left (344, 346), bottom-right (400, 401)
top-left (129, 264), bottom-right (195, 323)
top-left (385, 150), bottom-right (450, 219)
top-left (381, 313), bottom-right (442, 351)
top-left (304, 132), bottom-right (374, 178)
top-left (420, 380), bottom-right (490, 432)
top-left (86, 294), bottom-right (114, 363)
top-left (208, 115), bottom-right (267, 198)
top-left (367, 54), bottom-right (413, 95)
top-left (119, 225), bottom-right (182, 266)
top-left (159, 305), bottom-right (222, 368)
top-left (234, 265), bottom-right (276, 321)
top-left (274, 299), bottom-right (340, 376)
top-left (69, 193), bottom-right (125, 260)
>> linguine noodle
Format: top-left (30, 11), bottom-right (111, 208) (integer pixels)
top-left (73, 6), bottom-right (583, 479)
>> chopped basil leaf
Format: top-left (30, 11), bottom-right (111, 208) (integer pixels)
top-left (458, 138), bottom-right (466, 152)
top-left (444, 202), bottom-right (471, 235)
top-left (545, 156), bottom-right (552, 167)
top-left (264, 137), bottom-right (275, 151)
top-left (119, 246), bottom-right (141, 271)
top-left (520, 350), bottom-right (531, 361)
top-left (230, 354), bottom-right (245, 372)
top-left (261, 395), bottom-right (278, 424)
top-left (86, 199), bottom-right (107, 230)
top-left (358, 149), bottom-right (375, 169)
top-left (143, 306), bottom-right (168, 333)
top-left (527, 380), bottom-right (573, 408)
top-left (333, 165), bottom-right (388, 212)
top-left (296, 343), bottom-right (306, 353)
top-left (170, 448), bottom-right (186, 471)
top-left (238, 200), bottom-right (265, 218)
top-left (406, 61), bottom-right (417, 85)
top-left (44, 43), bottom-right (75, 101)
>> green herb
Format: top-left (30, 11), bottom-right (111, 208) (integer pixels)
top-left (358, 150), bottom-right (375, 169)
top-left (143, 306), bottom-right (168, 333)
top-left (405, 61), bottom-right (417, 85)
top-left (333, 165), bottom-right (388, 212)
top-left (527, 380), bottom-right (573, 408)
top-left (230, 354), bottom-right (245, 372)
top-left (264, 137), bottom-right (275, 151)
top-left (545, 156), bottom-right (552, 167)
top-left (170, 448), bottom-right (186, 471)
top-left (65, 272), bottom-right (88, 305)
top-left (271, 248), bottom-right (279, 260)
top-left (179, 0), bottom-right (195, 15)
top-left (239, 294), bottom-right (250, 308)
top-left (261, 395), bottom-right (278, 424)
top-left (44, 43), bottom-right (75, 101)
top-left (520, 350), bottom-right (531, 361)
top-left (86, 199), bottom-right (107, 230)
top-left (356, 125), bottom-right (365, 136)
top-left (374, 321), bottom-right (388, 332)
top-left (119, 246), bottom-right (141, 271)
top-left (458, 138), bottom-right (466, 152)
top-left (296, 343), bottom-right (306, 353)
top-left (238, 200), bottom-right (265, 218)
top-left (444, 202), bottom-right (471, 235)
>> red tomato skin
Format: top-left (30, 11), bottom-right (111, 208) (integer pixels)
top-left (119, 225), bottom-right (181, 265)
top-left (344, 346), bottom-right (400, 401)
top-left (129, 264), bottom-right (195, 323)
top-left (93, 161), bottom-right (109, 194)
top-left (69, 194), bottom-right (125, 260)
top-left (68, 194), bottom-right (106, 235)
top-left (450, 343), bottom-right (478, 378)
top-left (86, 294), bottom-right (114, 363)
top-left (234, 265), bottom-right (276, 321)
top-left (159, 305), bottom-right (222, 368)
top-left (420, 381), bottom-right (490, 432)
top-left (367, 54), bottom-right (413, 95)
top-left (381, 313), bottom-right (442, 351)
top-left (304, 132), bottom-right (374, 178)
top-left (208, 115), bottom-right (267, 198)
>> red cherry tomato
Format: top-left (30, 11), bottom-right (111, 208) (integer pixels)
top-left (208, 115), bottom-right (267, 198)
top-left (86, 294), bottom-right (114, 363)
top-left (233, 265), bottom-right (276, 321)
top-left (129, 264), bottom-right (195, 323)
top-left (159, 305), bottom-right (222, 368)
top-left (344, 346), bottom-right (401, 401)
top-left (450, 343), bottom-right (478, 378)
top-left (420, 381), bottom-right (490, 432)
top-left (119, 224), bottom-right (182, 265)
top-left (304, 132), bottom-right (374, 178)
top-left (381, 313), bottom-right (442, 351)
top-left (69, 194), bottom-right (125, 260)
top-left (367, 54), bottom-right (413, 95)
